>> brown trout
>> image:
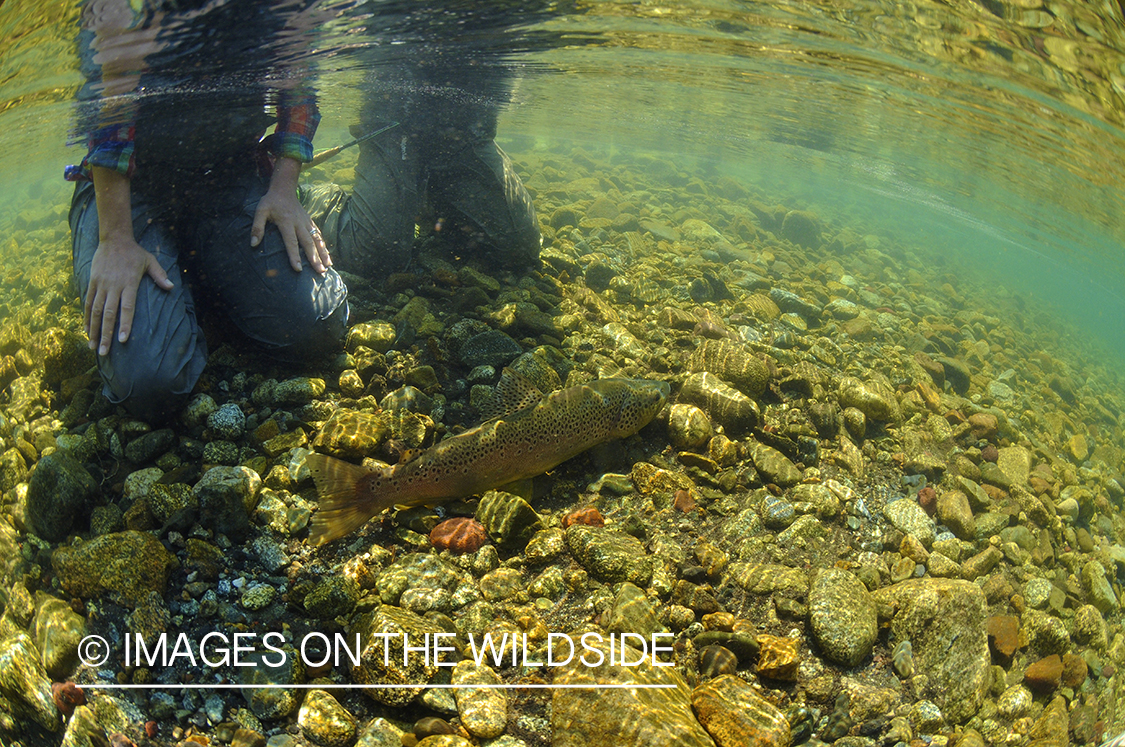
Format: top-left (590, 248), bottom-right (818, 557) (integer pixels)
top-left (305, 369), bottom-right (670, 545)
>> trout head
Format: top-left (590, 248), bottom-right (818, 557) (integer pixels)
top-left (596, 379), bottom-right (670, 438)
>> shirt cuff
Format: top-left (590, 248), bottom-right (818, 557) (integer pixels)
top-left (65, 124), bottom-right (136, 182)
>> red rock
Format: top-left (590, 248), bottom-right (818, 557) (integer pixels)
top-left (1024, 654), bottom-right (1063, 692)
top-left (967, 413), bottom-right (998, 440)
top-left (980, 444), bottom-right (999, 463)
top-left (1061, 652), bottom-right (1088, 688)
top-left (51, 682), bottom-right (85, 717)
top-left (429, 517), bottom-right (488, 555)
top-left (561, 506), bottom-right (604, 528)
top-left (916, 487), bottom-right (937, 516)
top-left (986, 615), bottom-right (1020, 660)
top-left (673, 489), bottom-right (697, 513)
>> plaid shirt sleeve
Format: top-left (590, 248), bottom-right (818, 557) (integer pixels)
top-left (65, 121), bottom-right (136, 182)
top-left (273, 84), bottom-right (321, 163)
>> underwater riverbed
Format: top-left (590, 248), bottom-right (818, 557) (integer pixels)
top-left (2, 1), bottom-right (1125, 746)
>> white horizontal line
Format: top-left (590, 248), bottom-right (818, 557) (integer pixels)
top-left (83, 683), bottom-right (677, 690)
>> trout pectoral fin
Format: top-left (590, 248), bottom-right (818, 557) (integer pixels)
top-left (306, 453), bottom-right (382, 546)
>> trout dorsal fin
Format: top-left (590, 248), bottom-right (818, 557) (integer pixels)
top-left (306, 453), bottom-right (385, 546)
top-left (478, 367), bottom-right (544, 422)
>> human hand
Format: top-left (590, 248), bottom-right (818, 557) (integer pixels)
top-left (250, 156), bottom-right (330, 274)
top-left (85, 234), bottom-right (173, 356)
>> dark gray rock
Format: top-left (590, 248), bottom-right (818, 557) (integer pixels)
top-left (125, 428), bottom-right (176, 463)
top-left (458, 330), bottom-right (523, 369)
top-left (26, 453), bottom-right (97, 541)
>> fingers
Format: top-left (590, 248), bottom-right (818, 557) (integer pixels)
top-left (85, 287), bottom-right (103, 352)
top-left (146, 254), bottom-right (174, 290)
top-left (281, 222), bottom-right (302, 273)
top-left (97, 292), bottom-right (118, 357)
top-left (251, 202), bottom-right (267, 248)
top-left (298, 223), bottom-right (327, 274)
top-left (118, 282), bottom-right (137, 345)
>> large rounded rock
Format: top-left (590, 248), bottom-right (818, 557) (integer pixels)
top-left (297, 689), bottom-right (357, 747)
top-left (33, 595), bottom-right (86, 679)
top-left (458, 330), bottom-right (523, 369)
top-left (872, 579), bottom-right (989, 723)
top-left (692, 674), bottom-right (791, 747)
top-left (26, 452), bottom-right (97, 541)
top-left (311, 409), bottom-right (391, 459)
top-left (566, 525), bottom-right (653, 587)
top-left (745, 441), bottom-right (801, 487)
top-left (192, 466), bottom-right (261, 540)
top-left (686, 339), bottom-right (769, 399)
top-left (679, 373), bottom-right (760, 434)
top-left (476, 490), bottom-right (545, 552)
top-left (0, 632), bottom-right (59, 731)
top-left (810, 568), bottom-right (877, 668)
top-left (452, 661), bottom-right (507, 738)
top-left (838, 377), bottom-right (900, 422)
top-left (552, 636), bottom-right (714, 747)
top-left (347, 605), bottom-right (447, 707)
top-left (52, 530), bottom-right (176, 608)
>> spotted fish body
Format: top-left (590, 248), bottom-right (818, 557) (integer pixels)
top-left (306, 370), bottom-right (670, 545)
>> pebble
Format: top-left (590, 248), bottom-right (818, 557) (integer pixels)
top-left (1024, 654), bottom-right (1063, 692)
top-left (692, 674), bottom-right (792, 746)
top-left (809, 568), bottom-right (877, 667)
top-left (667, 404), bottom-right (713, 450)
top-left (883, 499), bottom-right (936, 548)
top-left (208, 403), bottom-right (246, 440)
top-left (297, 690), bottom-right (357, 747)
top-left (996, 684), bottom-right (1032, 719)
top-left (452, 661), bottom-right (507, 738)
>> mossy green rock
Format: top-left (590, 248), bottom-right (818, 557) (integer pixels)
top-left (33, 595), bottom-right (86, 680)
top-left (809, 568), bottom-right (877, 668)
top-left (53, 530), bottom-right (176, 608)
top-left (311, 409), bottom-right (391, 459)
top-left (0, 632), bottom-right (59, 731)
top-left (303, 577), bottom-right (360, 619)
top-left (347, 605), bottom-right (446, 707)
top-left (26, 452), bottom-right (97, 541)
top-left (873, 578), bottom-right (989, 723)
top-left (552, 636), bottom-right (712, 747)
top-left (297, 689), bottom-right (357, 747)
top-left (0, 447), bottom-right (27, 493)
top-left (565, 525), bottom-right (653, 586)
top-left (475, 490), bottom-right (544, 551)
top-left (42, 327), bottom-right (94, 388)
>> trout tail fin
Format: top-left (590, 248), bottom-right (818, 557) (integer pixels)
top-left (306, 453), bottom-right (382, 546)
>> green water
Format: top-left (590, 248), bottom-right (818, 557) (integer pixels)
top-left (4, 0), bottom-right (1125, 362)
